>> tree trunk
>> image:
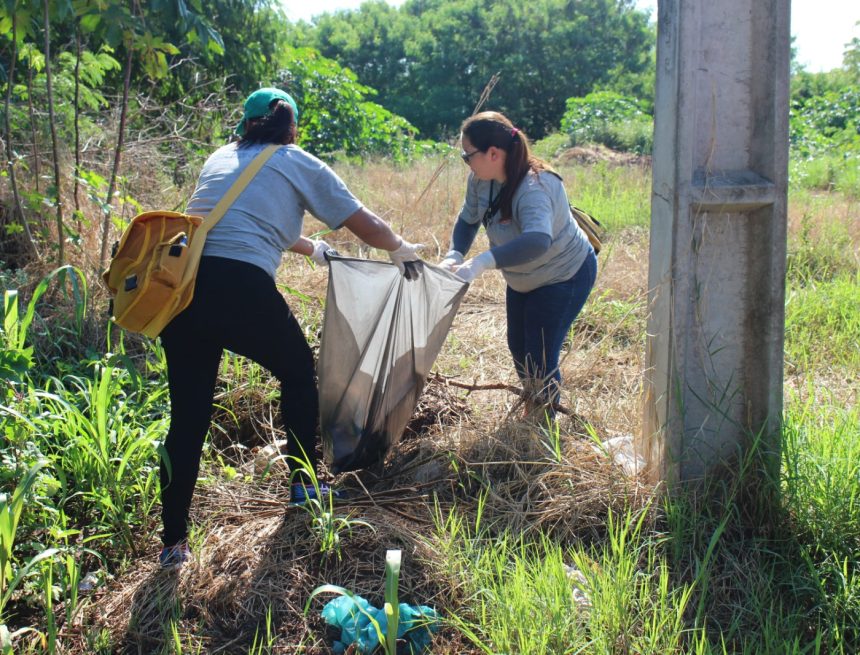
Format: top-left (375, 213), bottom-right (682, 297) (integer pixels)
top-left (27, 51), bottom-right (41, 195)
top-left (43, 0), bottom-right (64, 266)
top-left (99, 47), bottom-right (134, 269)
top-left (73, 26), bottom-right (82, 218)
top-left (3, 8), bottom-right (39, 259)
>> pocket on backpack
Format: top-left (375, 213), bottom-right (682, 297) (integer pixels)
top-left (153, 232), bottom-right (190, 288)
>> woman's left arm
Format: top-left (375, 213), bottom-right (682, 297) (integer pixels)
top-left (489, 232), bottom-right (551, 267)
top-left (289, 236), bottom-right (334, 266)
top-left (288, 237), bottom-right (314, 257)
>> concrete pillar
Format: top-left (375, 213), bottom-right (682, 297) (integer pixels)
top-left (640, 0), bottom-right (791, 483)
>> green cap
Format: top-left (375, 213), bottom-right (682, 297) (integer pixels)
top-left (235, 88), bottom-right (299, 135)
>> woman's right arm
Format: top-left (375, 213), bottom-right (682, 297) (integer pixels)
top-left (342, 207), bottom-right (401, 250)
top-left (450, 218), bottom-right (480, 256)
top-left (342, 207), bottom-right (422, 276)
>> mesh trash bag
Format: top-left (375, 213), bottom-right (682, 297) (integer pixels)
top-left (318, 257), bottom-right (468, 473)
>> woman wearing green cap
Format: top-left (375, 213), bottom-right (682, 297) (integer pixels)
top-left (156, 87), bottom-right (421, 568)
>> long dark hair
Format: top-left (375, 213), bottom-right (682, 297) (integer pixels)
top-left (239, 100), bottom-right (297, 147)
top-left (460, 111), bottom-right (551, 220)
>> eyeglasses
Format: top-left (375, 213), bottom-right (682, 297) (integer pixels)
top-left (460, 149), bottom-right (481, 164)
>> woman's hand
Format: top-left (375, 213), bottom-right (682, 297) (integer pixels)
top-left (310, 239), bottom-right (336, 266)
top-left (439, 250), bottom-right (464, 271)
top-left (290, 237), bottom-right (336, 266)
top-left (388, 238), bottom-right (424, 278)
top-left (453, 250), bottom-right (496, 283)
top-left (342, 208), bottom-right (423, 278)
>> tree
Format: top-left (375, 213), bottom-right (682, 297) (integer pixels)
top-left (278, 46), bottom-right (418, 160)
top-left (304, 0), bottom-right (654, 139)
top-left (844, 24), bottom-right (860, 85)
top-left (1, 1), bottom-right (40, 258)
top-left (42, 0), bottom-right (64, 264)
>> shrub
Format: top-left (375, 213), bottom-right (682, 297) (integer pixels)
top-left (560, 91), bottom-right (653, 154)
top-left (278, 46), bottom-right (418, 162)
top-left (789, 85), bottom-right (860, 196)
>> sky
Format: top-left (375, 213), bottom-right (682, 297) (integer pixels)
top-left (279, 0), bottom-right (860, 74)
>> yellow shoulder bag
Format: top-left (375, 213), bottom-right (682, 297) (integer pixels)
top-left (102, 144), bottom-right (279, 338)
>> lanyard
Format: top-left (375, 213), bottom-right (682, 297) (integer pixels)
top-left (482, 180), bottom-right (502, 228)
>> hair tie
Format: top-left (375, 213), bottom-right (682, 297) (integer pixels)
top-left (511, 128), bottom-right (520, 138)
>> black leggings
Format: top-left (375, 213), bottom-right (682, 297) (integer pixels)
top-left (158, 256), bottom-right (319, 546)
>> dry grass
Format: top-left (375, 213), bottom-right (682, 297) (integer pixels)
top-left (80, 376), bottom-right (643, 653)
top-left (60, 154), bottom-right (656, 653)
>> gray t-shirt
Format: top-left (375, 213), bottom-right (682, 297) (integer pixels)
top-left (187, 142), bottom-right (362, 278)
top-left (456, 170), bottom-right (592, 292)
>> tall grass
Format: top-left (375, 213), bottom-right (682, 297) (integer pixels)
top-left (31, 364), bottom-right (168, 550)
top-left (0, 158), bottom-right (857, 653)
top-left (790, 153), bottom-right (860, 198)
top-left (557, 161), bottom-right (652, 232)
top-left (785, 272), bottom-right (860, 370)
top-left (433, 502), bottom-right (700, 654)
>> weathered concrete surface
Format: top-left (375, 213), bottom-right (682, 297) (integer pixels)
top-left (640, 0), bottom-right (791, 483)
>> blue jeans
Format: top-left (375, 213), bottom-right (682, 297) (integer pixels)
top-left (505, 250), bottom-right (597, 404)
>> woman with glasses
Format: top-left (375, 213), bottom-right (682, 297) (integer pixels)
top-left (440, 110), bottom-right (597, 413)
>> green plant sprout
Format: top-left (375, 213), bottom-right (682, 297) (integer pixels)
top-left (288, 451), bottom-right (374, 559)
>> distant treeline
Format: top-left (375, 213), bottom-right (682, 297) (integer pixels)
top-left (0, 0), bottom-right (655, 267)
top-left (288, 0), bottom-right (655, 139)
top-left (1, 0), bottom-right (656, 143)
top-left (2, 0), bottom-right (856, 269)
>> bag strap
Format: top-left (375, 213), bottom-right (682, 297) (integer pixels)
top-left (197, 143), bottom-right (280, 237)
top-left (183, 143), bottom-right (279, 268)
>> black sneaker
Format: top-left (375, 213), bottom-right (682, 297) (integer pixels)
top-left (289, 483), bottom-right (346, 506)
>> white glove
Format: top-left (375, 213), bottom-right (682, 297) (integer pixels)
top-left (388, 238), bottom-right (423, 276)
top-left (453, 250), bottom-right (496, 283)
top-left (310, 239), bottom-right (335, 266)
top-left (439, 250), bottom-right (464, 272)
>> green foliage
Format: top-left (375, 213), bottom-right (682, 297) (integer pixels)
top-left (0, 266), bottom-right (85, 388)
top-left (786, 202), bottom-right (858, 285)
top-left (783, 400), bottom-right (860, 558)
top-left (558, 160), bottom-right (652, 231)
top-left (147, 0), bottom-right (286, 101)
top-left (0, 463), bottom-right (60, 627)
top-left (790, 86), bottom-right (860, 157)
top-left (432, 503), bottom-right (698, 654)
top-left (789, 83), bottom-right (860, 195)
top-left (781, 397), bottom-right (860, 651)
top-left (845, 33), bottom-right (860, 84)
top-left (56, 47), bottom-right (121, 111)
top-left (530, 132), bottom-right (570, 160)
top-left (0, 270), bottom-right (166, 593)
top-left (279, 46), bottom-right (418, 160)
top-left (34, 364), bottom-right (168, 548)
top-left (560, 90), bottom-right (653, 154)
top-left (305, 0), bottom-right (655, 139)
top-left (287, 452), bottom-right (374, 560)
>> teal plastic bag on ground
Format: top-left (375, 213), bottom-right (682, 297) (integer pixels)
top-left (321, 594), bottom-right (440, 654)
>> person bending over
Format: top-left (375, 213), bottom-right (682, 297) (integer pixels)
top-left (157, 88), bottom-right (420, 568)
top-left (440, 111), bottom-right (596, 414)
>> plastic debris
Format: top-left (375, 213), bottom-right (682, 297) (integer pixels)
top-left (321, 594), bottom-right (440, 654)
top-left (593, 434), bottom-right (644, 476)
